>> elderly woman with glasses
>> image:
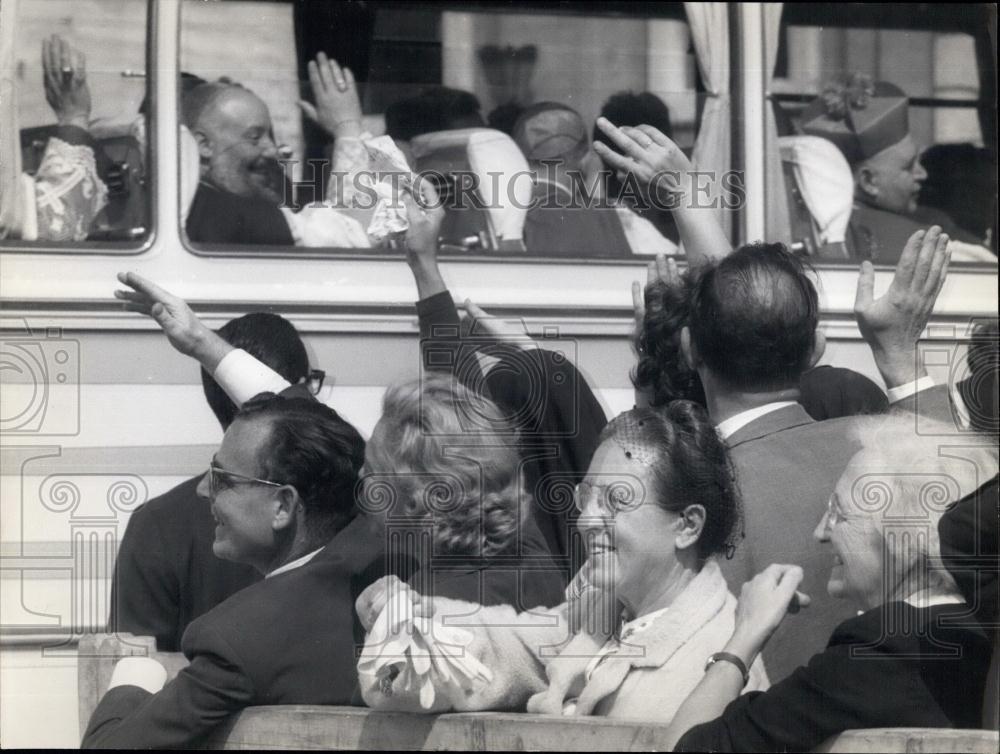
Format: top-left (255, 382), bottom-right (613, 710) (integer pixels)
top-left (662, 414), bottom-right (997, 752)
top-left (355, 400), bottom-right (769, 719)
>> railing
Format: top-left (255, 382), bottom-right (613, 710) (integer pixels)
top-left (79, 634), bottom-right (1000, 752)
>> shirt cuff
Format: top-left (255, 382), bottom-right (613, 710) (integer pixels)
top-left (886, 375), bottom-right (935, 404)
top-left (108, 657), bottom-right (167, 694)
top-left (212, 348), bottom-right (292, 407)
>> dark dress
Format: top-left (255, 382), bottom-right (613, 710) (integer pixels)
top-left (939, 475), bottom-right (1000, 632)
top-left (404, 510), bottom-right (567, 610)
top-left (107, 475), bottom-right (261, 651)
top-left (675, 601), bottom-right (992, 753)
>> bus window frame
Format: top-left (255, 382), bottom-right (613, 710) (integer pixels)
top-left (0, 0), bottom-right (158, 257)
top-left (760, 2), bottom-right (997, 270)
top-left (178, 0), bottom-right (711, 263)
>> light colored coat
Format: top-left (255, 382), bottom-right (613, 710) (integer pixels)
top-left (360, 559), bottom-right (768, 721)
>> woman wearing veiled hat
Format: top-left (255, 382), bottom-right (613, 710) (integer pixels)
top-left (355, 401), bottom-right (769, 720)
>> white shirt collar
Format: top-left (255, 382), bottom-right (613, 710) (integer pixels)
top-left (266, 547), bottom-right (323, 579)
top-left (903, 590), bottom-right (966, 609)
top-left (715, 401), bottom-right (798, 440)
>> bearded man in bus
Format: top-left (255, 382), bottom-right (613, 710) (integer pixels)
top-left (181, 54), bottom-right (370, 247)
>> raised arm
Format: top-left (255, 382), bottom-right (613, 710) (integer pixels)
top-left (403, 179), bottom-right (448, 301)
top-left (854, 225), bottom-right (950, 393)
top-left (593, 118), bottom-right (732, 268)
top-left (34, 35), bottom-right (108, 241)
top-left (43, 34), bottom-right (91, 132)
top-left (660, 564), bottom-right (807, 750)
top-left (114, 272), bottom-right (290, 403)
top-left (299, 52), bottom-right (370, 215)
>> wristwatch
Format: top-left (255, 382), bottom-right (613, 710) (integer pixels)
top-left (705, 651), bottom-right (750, 688)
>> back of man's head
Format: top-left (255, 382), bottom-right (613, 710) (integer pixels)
top-left (234, 394), bottom-right (365, 543)
top-left (593, 91), bottom-right (672, 145)
top-left (689, 243), bottom-right (819, 392)
top-left (201, 313), bottom-right (310, 430)
top-left (512, 102), bottom-right (590, 168)
top-left (385, 86), bottom-right (483, 141)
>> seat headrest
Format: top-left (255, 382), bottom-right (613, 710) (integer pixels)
top-left (779, 135), bottom-right (854, 245)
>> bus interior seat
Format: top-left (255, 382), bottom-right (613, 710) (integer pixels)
top-left (779, 134), bottom-right (854, 261)
top-left (466, 130), bottom-right (530, 253)
top-left (410, 128), bottom-right (528, 254)
top-left (20, 125), bottom-right (146, 242)
top-left (179, 125), bottom-right (201, 225)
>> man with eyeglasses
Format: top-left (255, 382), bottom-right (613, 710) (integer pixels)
top-left (84, 393), bottom-right (376, 749)
top-left (108, 312), bottom-right (315, 652)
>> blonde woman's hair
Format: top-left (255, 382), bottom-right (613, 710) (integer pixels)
top-left (362, 374), bottom-right (522, 558)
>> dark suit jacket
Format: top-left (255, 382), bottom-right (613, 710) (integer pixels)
top-left (676, 602), bottom-right (992, 752)
top-left (83, 514), bottom-right (387, 749)
top-left (523, 182), bottom-right (632, 258)
top-left (721, 386), bottom-right (955, 681)
top-left (107, 475), bottom-right (261, 652)
top-left (940, 475), bottom-right (999, 632)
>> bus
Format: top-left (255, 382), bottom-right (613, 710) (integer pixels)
top-left (1, 1), bottom-right (996, 747)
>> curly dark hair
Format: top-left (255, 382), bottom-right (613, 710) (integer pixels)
top-left (234, 393), bottom-right (365, 544)
top-left (600, 401), bottom-right (741, 560)
top-left (632, 276), bottom-right (706, 406)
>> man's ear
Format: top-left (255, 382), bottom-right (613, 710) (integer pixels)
top-left (271, 486), bottom-right (300, 532)
top-left (808, 330), bottom-right (826, 368)
top-left (680, 326), bottom-right (699, 370)
top-left (193, 130), bottom-right (214, 161)
top-left (856, 164), bottom-right (879, 201)
top-left (675, 504), bottom-right (706, 551)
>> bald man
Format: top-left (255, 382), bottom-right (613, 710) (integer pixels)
top-left (801, 75), bottom-right (983, 263)
top-left (182, 82), bottom-right (296, 245)
top-left (181, 57), bottom-right (372, 248)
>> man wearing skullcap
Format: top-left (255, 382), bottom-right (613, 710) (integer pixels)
top-left (801, 74), bottom-right (977, 263)
top-left (512, 102), bottom-right (671, 257)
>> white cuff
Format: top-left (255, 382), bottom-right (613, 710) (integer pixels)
top-left (108, 657), bottom-right (167, 694)
top-left (212, 349), bottom-right (292, 407)
top-left (887, 375), bottom-right (935, 404)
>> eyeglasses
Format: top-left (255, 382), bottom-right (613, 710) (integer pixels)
top-left (307, 369), bottom-right (326, 396)
top-left (826, 496), bottom-right (846, 527)
top-left (207, 463), bottom-right (284, 498)
top-left (574, 481), bottom-right (643, 516)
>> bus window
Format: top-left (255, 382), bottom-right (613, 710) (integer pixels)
top-left (0, 0), bottom-right (151, 250)
top-left (178, 1), bottom-right (715, 261)
top-left (772, 3), bottom-right (997, 266)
